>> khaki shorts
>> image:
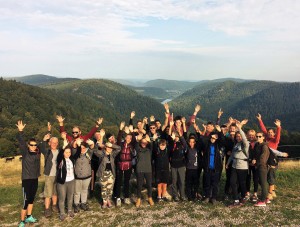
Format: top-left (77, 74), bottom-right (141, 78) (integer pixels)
top-left (44, 175), bottom-right (57, 198)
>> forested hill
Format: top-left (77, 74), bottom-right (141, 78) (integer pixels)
top-left (170, 80), bottom-right (300, 131)
top-left (8, 74), bottom-right (80, 85)
top-left (0, 79), bottom-right (164, 156)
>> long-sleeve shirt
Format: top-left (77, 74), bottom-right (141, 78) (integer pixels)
top-left (258, 119), bottom-right (281, 149)
top-left (60, 125), bottom-right (98, 143)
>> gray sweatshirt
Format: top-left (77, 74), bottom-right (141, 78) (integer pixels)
top-left (228, 128), bottom-right (249, 170)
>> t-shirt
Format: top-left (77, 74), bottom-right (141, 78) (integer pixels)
top-left (105, 155), bottom-right (112, 171)
top-left (49, 150), bottom-right (59, 176)
top-left (65, 158), bottom-right (74, 182)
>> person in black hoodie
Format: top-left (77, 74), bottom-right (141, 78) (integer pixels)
top-left (16, 121), bottom-right (41, 227)
top-left (56, 137), bottom-right (75, 221)
top-left (168, 118), bottom-right (187, 201)
top-left (201, 125), bottom-right (224, 205)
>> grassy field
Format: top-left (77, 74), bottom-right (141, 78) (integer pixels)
top-left (0, 157), bottom-right (299, 226)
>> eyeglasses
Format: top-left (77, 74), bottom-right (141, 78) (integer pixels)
top-left (72, 131), bottom-right (79, 134)
top-left (256, 136), bottom-right (263, 138)
top-left (29, 144), bottom-right (37, 146)
top-left (150, 127), bottom-right (156, 129)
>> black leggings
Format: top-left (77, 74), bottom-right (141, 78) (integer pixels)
top-left (230, 168), bottom-right (248, 200)
top-left (22, 179), bottom-right (38, 210)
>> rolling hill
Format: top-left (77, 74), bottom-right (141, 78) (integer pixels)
top-left (7, 74), bottom-right (80, 85)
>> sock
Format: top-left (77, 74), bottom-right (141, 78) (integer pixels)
top-left (27, 214), bottom-right (32, 218)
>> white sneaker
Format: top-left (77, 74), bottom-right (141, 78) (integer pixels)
top-left (116, 198), bottom-right (122, 207)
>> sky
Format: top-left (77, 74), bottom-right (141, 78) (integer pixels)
top-left (0, 0), bottom-right (299, 82)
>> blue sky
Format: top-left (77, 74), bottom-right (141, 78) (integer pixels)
top-left (0, 0), bottom-right (299, 81)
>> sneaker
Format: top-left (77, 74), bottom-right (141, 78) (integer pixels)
top-left (68, 210), bottom-right (75, 218)
top-left (124, 198), bottom-right (131, 205)
top-left (74, 204), bottom-right (80, 213)
top-left (229, 201), bottom-right (241, 208)
top-left (265, 199), bottom-right (271, 204)
top-left (157, 197), bottom-right (163, 203)
top-left (148, 197), bottom-right (154, 206)
top-left (18, 221), bottom-right (25, 227)
top-left (202, 198), bottom-right (210, 204)
top-left (25, 215), bottom-right (38, 223)
top-left (44, 208), bottom-right (52, 218)
top-left (136, 198), bottom-right (141, 208)
top-left (59, 214), bottom-right (67, 221)
top-left (116, 198), bottom-right (122, 207)
top-left (240, 197), bottom-right (247, 204)
top-left (80, 203), bottom-right (89, 211)
top-left (52, 204), bottom-right (59, 213)
top-left (254, 201), bottom-right (266, 207)
top-left (107, 199), bottom-right (113, 208)
top-left (251, 194), bottom-right (258, 202)
top-left (162, 197), bottom-right (169, 202)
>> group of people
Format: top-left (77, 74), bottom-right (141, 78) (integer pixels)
top-left (17, 104), bottom-right (288, 226)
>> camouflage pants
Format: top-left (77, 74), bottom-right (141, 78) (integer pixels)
top-left (100, 170), bottom-right (115, 202)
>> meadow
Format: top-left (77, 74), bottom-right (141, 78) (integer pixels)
top-left (0, 157), bottom-right (299, 226)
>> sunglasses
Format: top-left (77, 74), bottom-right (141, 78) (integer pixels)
top-left (256, 136), bottom-right (263, 138)
top-left (211, 137), bottom-right (217, 140)
top-left (150, 127), bottom-right (156, 129)
top-left (72, 131), bottom-right (79, 134)
top-left (29, 144), bottom-right (37, 146)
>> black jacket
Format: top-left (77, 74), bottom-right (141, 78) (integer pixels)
top-left (56, 149), bottom-right (75, 184)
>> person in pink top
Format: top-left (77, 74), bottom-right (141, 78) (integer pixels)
top-left (256, 113), bottom-right (282, 201)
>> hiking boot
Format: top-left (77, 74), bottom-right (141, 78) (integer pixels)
top-left (52, 204), bottom-right (59, 213)
top-left (44, 208), bottom-right (52, 218)
top-left (74, 204), bottom-right (80, 213)
top-left (173, 197), bottom-right (180, 202)
top-left (202, 198), bottom-right (209, 204)
top-left (107, 199), bottom-right (113, 208)
top-left (148, 197), bottom-right (154, 206)
top-left (116, 198), bottom-right (122, 207)
top-left (136, 198), bottom-right (141, 208)
top-left (124, 198), bottom-right (131, 205)
top-left (80, 203), bottom-right (89, 211)
top-left (251, 194), bottom-right (258, 202)
top-left (68, 210), bottom-right (75, 218)
top-left (267, 193), bottom-right (273, 200)
top-left (25, 215), bottom-right (37, 223)
top-left (210, 198), bottom-right (217, 205)
top-left (18, 221), bottom-right (25, 227)
top-left (59, 214), bottom-right (67, 221)
top-left (254, 201), bottom-right (266, 207)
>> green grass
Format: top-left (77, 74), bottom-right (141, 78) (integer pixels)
top-left (0, 169), bottom-right (300, 226)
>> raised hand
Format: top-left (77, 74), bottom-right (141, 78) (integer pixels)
top-left (165, 112), bottom-right (170, 119)
top-left (218, 108), bottom-right (223, 118)
top-left (195, 104), bottom-right (201, 113)
top-left (124, 126), bottom-right (130, 134)
top-left (16, 120), bottom-right (26, 131)
top-left (181, 117), bottom-right (186, 124)
top-left (130, 111), bottom-right (135, 119)
top-left (153, 133), bottom-right (158, 141)
top-left (274, 119), bottom-right (281, 127)
top-left (143, 117), bottom-right (148, 124)
top-left (120, 121), bottom-right (125, 130)
top-left (171, 132), bottom-right (176, 140)
top-left (56, 115), bottom-right (65, 124)
top-left (100, 129), bottom-right (105, 137)
top-left (137, 133), bottom-right (143, 141)
top-left (86, 139), bottom-right (94, 146)
top-left (145, 134), bottom-right (151, 142)
top-left (228, 117), bottom-right (234, 125)
top-left (96, 117), bottom-right (103, 126)
top-left (202, 124), bottom-right (207, 130)
top-left (215, 125), bottom-right (221, 132)
top-left (241, 119), bottom-right (248, 126)
top-left (150, 115), bottom-right (155, 122)
top-left (61, 132), bottom-right (67, 140)
top-left (43, 133), bottom-right (51, 141)
top-left (256, 113), bottom-right (262, 121)
top-left (169, 119), bottom-right (174, 127)
top-left (164, 103), bottom-right (170, 113)
top-left (47, 122), bottom-right (52, 131)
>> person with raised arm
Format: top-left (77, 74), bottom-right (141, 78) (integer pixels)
top-left (168, 118), bottom-right (188, 202)
top-left (256, 114), bottom-right (282, 201)
top-left (226, 121), bottom-right (250, 207)
top-left (16, 121), bottom-right (41, 227)
top-left (56, 115), bottom-right (103, 144)
top-left (115, 121), bottom-right (136, 206)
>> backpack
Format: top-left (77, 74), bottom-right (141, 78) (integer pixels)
top-left (267, 148), bottom-right (278, 166)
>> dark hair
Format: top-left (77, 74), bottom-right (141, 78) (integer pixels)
top-left (207, 121), bottom-right (214, 126)
top-left (159, 139), bottom-right (167, 146)
top-left (267, 128), bottom-right (275, 133)
top-left (155, 120), bottom-right (161, 124)
top-left (149, 122), bottom-right (156, 127)
top-left (28, 138), bottom-right (37, 143)
top-left (174, 116), bottom-right (182, 121)
top-left (64, 145), bottom-right (72, 151)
